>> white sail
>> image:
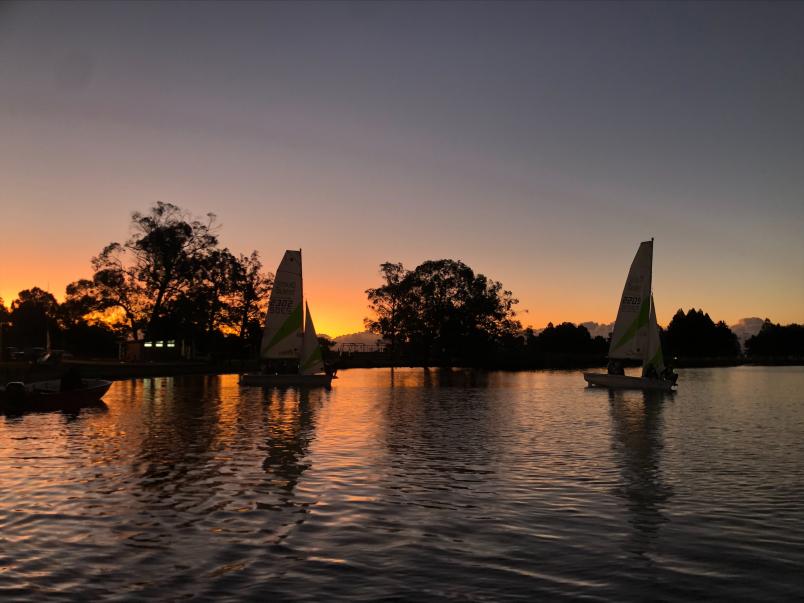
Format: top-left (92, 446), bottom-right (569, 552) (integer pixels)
top-left (300, 303), bottom-right (325, 375)
top-left (609, 240), bottom-right (653, 360)
top-left (260, 250), bottom-right (303, 359)
top-left (642, 294), bottom-right (666, 377)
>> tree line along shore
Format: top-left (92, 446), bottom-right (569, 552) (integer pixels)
top-left (1, 203), bottom-right (802, 380)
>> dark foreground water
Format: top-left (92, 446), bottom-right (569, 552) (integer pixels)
top-left (1, 367), bottom-right (802, 601)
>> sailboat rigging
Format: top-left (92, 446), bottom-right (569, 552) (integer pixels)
top-left (241, 250), bottom-right (335, 387)
top-left (583, 239), bottom-right (677, 391)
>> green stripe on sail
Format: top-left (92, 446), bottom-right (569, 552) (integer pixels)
top-left (301, 346), bottom-right (323, 372)
top-left (645, 346), bottom-right (664, 370)
top-left (612, 296), bottom-right (651, 351)
top-left (266, 303), bottom-right (303, 352)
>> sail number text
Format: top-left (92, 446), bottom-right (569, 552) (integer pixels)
top-left (621, 296), bottom-right (641, 306)
top-left (269, 298), bottom-right (293, 314)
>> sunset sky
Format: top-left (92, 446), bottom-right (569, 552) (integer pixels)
top-left (1, 1), bottom-right (803, 337)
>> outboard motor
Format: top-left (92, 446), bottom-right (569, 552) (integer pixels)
top-left (4, 382), bottom-right (26, 405)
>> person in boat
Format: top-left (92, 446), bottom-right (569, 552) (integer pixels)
top-left (607, 359), bottom-right (624, 375)
top-left (661, 365), bottom-right (679, 385)
top-left (60, 366), bottom-right (83, 392)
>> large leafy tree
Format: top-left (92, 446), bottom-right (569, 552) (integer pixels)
top-left (84, 202), bottom-right (219, 339)
top-left (8, 287), bottom-right (59, 348)
top-left (365, 259), bottom-right (520, 365)
top-left (364, 262), bottom-right (411, 360)
top-left (168, 248), bottom-right (239, 344)
top-left (69, 203), bottom-right (272, 352)
top-left (166, 248), bottom-right (272, 351)
top-left (127, 202), bottom-right (218, 336)
top-left (225, 251), bottom-right (273, 341)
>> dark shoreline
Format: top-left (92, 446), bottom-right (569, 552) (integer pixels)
top-left (3, 357), bottom-right (802, 383)
top-left (0, 360), bottom-right (248, 383)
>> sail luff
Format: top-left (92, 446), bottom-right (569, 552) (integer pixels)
top-left (609, 240), bottom-right (653, 360)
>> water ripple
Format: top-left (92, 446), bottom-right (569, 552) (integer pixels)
top-left (0, 368), bottom-right (802, 600)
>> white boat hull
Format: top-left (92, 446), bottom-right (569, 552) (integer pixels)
top-left (583, 372), bottom-right (675, 391)
top-left (240, 373), bottom-right (334, 387)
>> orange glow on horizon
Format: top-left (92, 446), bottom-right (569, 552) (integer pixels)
top-left (3, 252), bottom-right (802, 338)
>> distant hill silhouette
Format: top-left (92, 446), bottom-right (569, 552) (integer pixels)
top-left (332, 331), bottom-right (384, 345)
top-left (730, 317), bottom-right (765, 348)
top-left (529, 321), bottom-right (613, 339)
top-left (580, 321), bottom-right (614, 340)
top-left (329, 331), bottom-right (387, 351)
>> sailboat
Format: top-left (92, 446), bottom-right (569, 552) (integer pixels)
top-left (240, 250), bottom-right (335, 387)
top-left (583, 239), bottom-right (677, 391)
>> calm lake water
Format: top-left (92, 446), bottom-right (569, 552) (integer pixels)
top-left (1, 367), bottom-right (802, 601)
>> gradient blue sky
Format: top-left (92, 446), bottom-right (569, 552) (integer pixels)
top-left (1, 1), bottom-right (802, 335)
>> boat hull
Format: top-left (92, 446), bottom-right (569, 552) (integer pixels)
top-left (583, 372), bottom-right (675, 391)
top-left (0, 379), bottom-right (113, 411)
top-left (240, 373), bottom-right (334, 387)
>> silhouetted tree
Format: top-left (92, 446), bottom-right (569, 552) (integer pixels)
top-left (517, 322), bottom-right (607, 368)
top-left (664, 308), bottom-right (740, 358)
top-left (57, 203), bottom-right (271, 360)
top-left (74, 248), bottom-right (149, 339)
top-left (56, 280), bottom-right (119, 357)
top-left (365, 259), bottom-right (520, 365)
top-left (225, 251), bottom-right (273, 342)
top-left (364, 262), bottom-right (410, 362)
top-left (134, 203), bottom-right (218, 335)
top-left (0, 299), bottom-right (10, 361)
top-left (318, 336), bottom-right (336, 363)
top-left (531, 322), bottom-right (608, 355)
top-left (168, 248), bottom-right (240, 347)
top-left (87, 202), bottom-right (219, 340)
top-left (8, 287), bottom-right (59, 348)
top-left (745, 320), bottom-right (804, 358)
top-left (61, 279), bottom-right (101, 329)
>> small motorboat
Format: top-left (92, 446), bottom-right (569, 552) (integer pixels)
top-left (0, 379), bottom-right (113, 412)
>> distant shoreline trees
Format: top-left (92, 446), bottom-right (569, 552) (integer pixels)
top-left (2, 209), bottom-right (803, 366)
top-left (745, 320), bottom-right (804, 359)
top-left (663, 308), bottom-right (740, 359)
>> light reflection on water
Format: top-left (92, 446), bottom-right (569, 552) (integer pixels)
top-left (0, 367), bottom-right (802, 600)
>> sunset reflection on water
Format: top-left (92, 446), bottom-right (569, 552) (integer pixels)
top-left (1, 367), bottom-right (802, 600)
